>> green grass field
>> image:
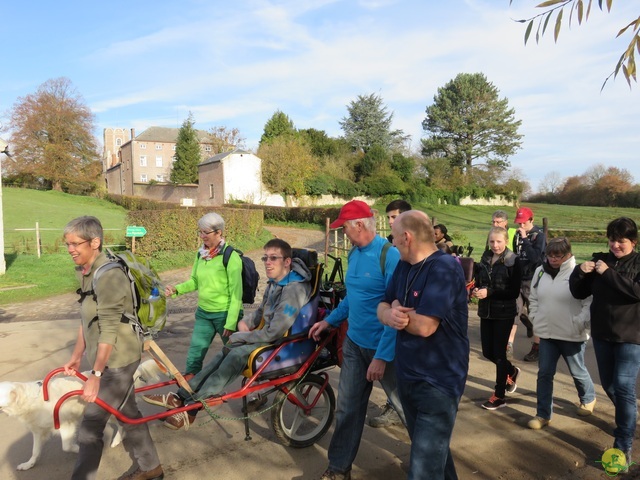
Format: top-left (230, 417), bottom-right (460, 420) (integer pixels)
top-left (2, 188), bottom-right (639, 305)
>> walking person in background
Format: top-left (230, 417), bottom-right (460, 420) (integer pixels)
top-left (164, 212), bottom-right (243, 377)
top-left (526, 237), bottom-right (595, 430)
top-left (378, 210), bottom-right (469, 479)
top-left (511, 207), bottom-right (546, 363)
top-left (367, 198), bottom-right (412, 429)
top-left (570, 217), bottom-right (640, 469)
top-left (473, 227), bottom-right (523, 410)
top-left (63, 216), bottom-right (163, 480)
top-left (488, 210), bottom-right (518, 359)
top-left (434, 224), bottom-right (454, 249)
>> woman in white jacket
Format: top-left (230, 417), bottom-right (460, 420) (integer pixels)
top-left (527, 237), bottom-right (596, 430)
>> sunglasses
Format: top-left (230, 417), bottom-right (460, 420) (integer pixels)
top-left (261, 255), bottom-right (284, 263)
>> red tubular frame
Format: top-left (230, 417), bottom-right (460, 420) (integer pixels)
top-left (43, 328), bottom-right (337, 430)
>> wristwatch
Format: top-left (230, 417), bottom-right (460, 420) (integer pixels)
top-left (91, 370), bottom-right (103, 378)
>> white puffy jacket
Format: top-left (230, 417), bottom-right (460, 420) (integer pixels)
top-left (529, 256), bottom-right (592, 342)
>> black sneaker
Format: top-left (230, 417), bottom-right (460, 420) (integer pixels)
top-left (482, 395), bottom-right (506, 410)
top-left (506, 367), bottom-right (520, 394)
top-left (524, 343), bottom-right (540, 362)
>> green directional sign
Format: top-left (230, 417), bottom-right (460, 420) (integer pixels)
top-left (125, 226), bottom-right (147, 238)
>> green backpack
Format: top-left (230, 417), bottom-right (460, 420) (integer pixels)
top-left (91, 249), bottom-right (167, 335)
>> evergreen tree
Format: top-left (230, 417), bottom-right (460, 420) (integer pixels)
top-left (422, 72), bottom-right (523, 175)
top-left (339, 93), bottom-right (407, 153)
top-left (171, 113), bottom-right (201, 184)
top-left (260, 110), bottom-right (296, 145)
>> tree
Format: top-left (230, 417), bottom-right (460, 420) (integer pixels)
top-left (339, 93), bottom-right (407, 153)
top-left (511, 0), bottom-right (640, 88)
top-left (538, 171), bottom-right (565, 194)
top-left (260, 110), bottom-right (296, 145)
top-left (258, 136), bottom-right (315, 196)
top-left (422, 72), bottom-right (523, 175)
top-left (5, 77), bottom-right (101, 191)
top-left (171, 113), bottom-right (201, 184)
top-left (208, 126), bottom-right (246, 154)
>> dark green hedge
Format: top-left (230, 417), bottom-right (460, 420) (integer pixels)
top-left (226, 204), bottom-right (342, 225)
top-left (127, 207), bottom-right (264, 256)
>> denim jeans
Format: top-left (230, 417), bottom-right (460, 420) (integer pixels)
top-left (536, 338), bottom-right (596, 420)
top-left (592, 339), bottom-right (640, 453)
top-left (398, 380), bottom-right (460, 480)
top-left (327, 336), bottom-right (405, 474)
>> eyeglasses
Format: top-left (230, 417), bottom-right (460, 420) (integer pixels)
top-left (65, 240), bottom-right (90, 249)
top-left (547, 253), bottom-right (569, 260)
top-left (261, 255), bottom-right (284, 263)
top-left (198, 230), bottom-right (217, 236)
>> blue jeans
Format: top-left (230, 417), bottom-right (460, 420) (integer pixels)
top-left (398, 380), bottom-right (460, 480)
top-left (536, 338), bottom-right (596, 420)
top-left (592, 339), bottom-right (640, 453)
top-left (327, 336), bottom-right (405, 474)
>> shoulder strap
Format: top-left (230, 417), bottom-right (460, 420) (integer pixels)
top-left (533, 269), bottom-right (544, 288)
top-left (347, 242), bottom-right (391, 277)
top-left (380, 242), bottom-right (391, 277)
top-left (222, 244), bottom-right (234, 269)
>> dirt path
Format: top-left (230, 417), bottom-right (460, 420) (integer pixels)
top-left (0, 227), bottom-right (638, 479)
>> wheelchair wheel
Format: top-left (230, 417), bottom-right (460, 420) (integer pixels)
top-left (271, 373), bottom-right (335, 448)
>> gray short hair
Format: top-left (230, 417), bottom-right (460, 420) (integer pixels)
top-left (492, 210), bottom-right (508, 221)
top-left (345, 216), bottom-right (377, 233)
top-left (198, 212), bottom-right (225, 232)
top-left (64, 216), bottom-right (103, 251)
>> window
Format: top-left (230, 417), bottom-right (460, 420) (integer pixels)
top-left (172, 155), bottom-right (177, 163)
top-left (209, 184), bottom-right (215, 199)
top-left (156, 174), bottom-right (164, 182)
top-left (205, 145), bottom-right (212, 152)
top-left (155, 144), bottom-right (162, 150)
top-left (116, 138), bottom-right (122, 146)
top-left (172, 145), bottom-right (176, 151)
top-left (141, 174), bottom-right (148, 182)
top-left (156, 156), bottom-right (163, 167)
top-left (140, 155), bottom-right (147, 166)
top-left (140, 143), bottom-right (147, 149)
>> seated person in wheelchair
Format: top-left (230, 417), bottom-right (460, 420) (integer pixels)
top-left (143, 238), bottom-right (312, 430)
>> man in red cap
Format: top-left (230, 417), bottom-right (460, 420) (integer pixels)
top-left (511, 206), bottom-right (546, 362)
top-left (310, 199), bottom-right (405, 480)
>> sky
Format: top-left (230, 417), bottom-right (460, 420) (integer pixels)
top-left (0, 0), bottom-right (638, 192)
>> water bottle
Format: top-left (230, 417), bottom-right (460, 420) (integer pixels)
top-left (149, 287), bottom-right (160, 302)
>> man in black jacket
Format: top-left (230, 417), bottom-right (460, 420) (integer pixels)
top-left (511, 207), bottom-right (546, 362)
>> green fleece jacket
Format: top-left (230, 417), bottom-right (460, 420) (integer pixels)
top-left (174, 245), bottom-right (243, 331)
top-left (77, 252), bottom-right (142, 368)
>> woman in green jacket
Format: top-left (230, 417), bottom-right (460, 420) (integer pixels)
top-left (165, 212), bottom-right (243, 376)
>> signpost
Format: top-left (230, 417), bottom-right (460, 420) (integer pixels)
top-left (125, 226), bottom-right (147, 253)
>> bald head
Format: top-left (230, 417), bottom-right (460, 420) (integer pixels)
top-left (395, 210), bottom-right (435, 244)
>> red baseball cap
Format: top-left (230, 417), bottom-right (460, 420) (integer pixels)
top-left (330, 200), bottom-right (374, 229)
top-left (514, 207), bottom-right (534, 223)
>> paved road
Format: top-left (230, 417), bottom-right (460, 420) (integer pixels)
top-left (0, 227), bottom-right (637, 479)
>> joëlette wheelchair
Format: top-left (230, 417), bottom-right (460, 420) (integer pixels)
top-left (42, 248), bottom-right (345, 449)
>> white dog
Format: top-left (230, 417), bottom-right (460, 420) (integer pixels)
top-left (0, 358), bottom-right (166, 471)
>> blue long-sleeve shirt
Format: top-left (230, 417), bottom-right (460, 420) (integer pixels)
top-left (325, 235), bottom-right (400, 362)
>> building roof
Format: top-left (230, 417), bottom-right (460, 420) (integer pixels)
top-left (200, 148), bottom-right (254, 166)
top-left (135, 126), bottom-right (212, 143)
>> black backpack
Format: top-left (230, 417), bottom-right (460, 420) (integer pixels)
top-left (222, 245), bottom-right (260, 305)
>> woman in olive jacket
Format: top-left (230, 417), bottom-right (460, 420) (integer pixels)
top-left (570, 217), bottom-right (640, 461)
top-left (473, 227), bottom-right (523, 411)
